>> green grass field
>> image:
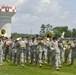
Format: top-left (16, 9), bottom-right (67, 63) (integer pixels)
top-left (0, 60), bottom-right (76, 75)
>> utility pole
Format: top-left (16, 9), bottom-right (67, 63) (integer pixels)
top-left (71, 30), bottom-right (72, 38)
top-left (31, 29), bottom-right (32, 38)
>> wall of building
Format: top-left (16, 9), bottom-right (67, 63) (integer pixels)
top-left (0, 17), bottom-right (11, 38)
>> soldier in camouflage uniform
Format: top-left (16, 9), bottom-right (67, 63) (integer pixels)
top-left (0, 36), bottom-right (3, 65)
top-left (15, 38), bottom-right (21, 65)
top-left (59, 41), bottom-right (65, 63)
top-left (4, 37), bottom-right (9, 60)
top-left (13, 40), bottom-right (18, 64)
top-left (25, 37), bottom-right (29, 62)
top-left (37, 38), bottom-right (43, 67)
top-left (20, 37), bottom-right (26, 66)
top-left (28, 38), bottom-right (33, 63)
top-left (9, 37), bottom-right (15, 62)
top-left (52, 37), bottom-right (61, 70)
top-left (70, 39), bottom-right (76, 65)
top-left (29, 37), bottom-right (36, 64)
top-left (49, 39), bottom-right (56, 69)
top-left (38, 37), bottom-right (49, 67)
top-left (64, 41), bottom-right (71, 64)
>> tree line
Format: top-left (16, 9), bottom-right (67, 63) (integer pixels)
top-left (11, 24), bottom-right (76, 38)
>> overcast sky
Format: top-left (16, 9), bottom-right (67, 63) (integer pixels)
top-left (0, 0), bottom-right (76, 34)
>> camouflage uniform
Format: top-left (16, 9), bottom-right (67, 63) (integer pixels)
top-left (20, 39), bottom-right (26, 66)
top-left (70, 40), bottom-right (76, 65)
top-left (59, 42), bottom-right (65, 63)
top-left (32, 39), bottom-right (39, 64)
top-left (4, 39), bottom-right (9, 60)
top-left (52, 37), bottom-right (61, 70)
top-left (43, 38), bottom-right (50, 63)
top-left (28, 39), bottom-right (33, 63)
top-left (64, 41), bottom-right (71, 63)
top-left (38, 38), bottom-right (49, 67)
top-left (49, 41), bottom-right (56, 69)
top-left (37, 40), bottom-right (43, 67)
top-left (13, 40), bottom-right (17, 63)
top-left (15, 40), bottom-right (21, 65)
top-left (0, 40), bottom-right (3, 65)
top-left (9, 40), bottom-right (14, 62)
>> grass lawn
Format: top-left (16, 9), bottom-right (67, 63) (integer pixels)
top-left (0, 60), bottom-right (76, 75)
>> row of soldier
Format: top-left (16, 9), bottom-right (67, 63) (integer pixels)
top-left (0, 35), bottom-right (76, 71)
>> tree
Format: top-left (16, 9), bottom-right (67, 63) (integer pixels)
top-left (53, 26), bottom-right (70, 37)
top-left (72, 28), bottom-right (76, 37)
top-left (40, 24), bottom-right (46, 37)
top-left (46, 24), bottom-right (53, 32)
top-left (64, 30), bottom-right (71, 37)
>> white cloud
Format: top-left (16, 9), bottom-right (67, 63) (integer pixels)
top-left (60, 15), bottom-right (66, 19)
top-left (42, 0), bottom-right (51, 4)
top-left (60, 11), bottom-right (69, 19)
top-left (14, 0), bottom-right (27, 6)
top-left (36, 0), bottom-right (62, 14)
top-left (73, 20), bottom-right (76, 24)
top-left (1, 0), bottom-right (72, 34)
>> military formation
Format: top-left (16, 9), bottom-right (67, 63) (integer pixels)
top-left (0, 35), bottom-right (76, 71)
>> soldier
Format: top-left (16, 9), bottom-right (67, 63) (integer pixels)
top-left (13, 40), bottom-right (18, 64)
top-left (61, 41), bottom-right (66, 63)
top-left (28, 38), bottom-right (33, 63)
top-left (32, 37), bottom-right (39, 65)
top-left (15, 37), bottom-right (25, 66)
top-left (49, 38), bottom-right (56, 70)
top-left (52, 37), bottom-right (61, 70)
top-left (25, 37), bottom-right (31, 62)
top-left (64, 41), bottom-right (71, 64)
top-left (43, 37), bottom-right (50, 64)
top-left (59, 41), bottom-right (65, 63)
top-left (9, 37), bottom-right (15, 62)
top-left (37, 38), bottom-right (43, 67)
top-left (4, 37), bottom-right (9, 60)
top-left (0, 36), bottom-right (3, 65)
top-left (70, 39), bottom-right (76, 65)
top-left (15, 37), bottom-right (21, 65)
top-left (34, 43), bottom-right (40, 65)
top-left (29, 37), bottom-right (35, 64)
top-left (20, 37), bottom-right (26, 66)
top-left (29, 36), bottom-right (40, 65)
top-left (38, 37), bottom-right (49, 67)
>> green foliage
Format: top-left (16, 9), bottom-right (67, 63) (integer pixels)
top-left (40, 24), bottom-right (46, 37)
top-left (11, 25), bottom-right (76, 38)
top-left (64, 30), bottom-right (71, 37)
top-left (46, 24), bottom-right (53, 32)
top-left (11, 33), bottom-right (35, 38)
top-left (40, 24), bottom-right (53, 37)
top-left (53, 26), bottom-right (71, 37)
top-left (72, 28), bottom-right (76, 37)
